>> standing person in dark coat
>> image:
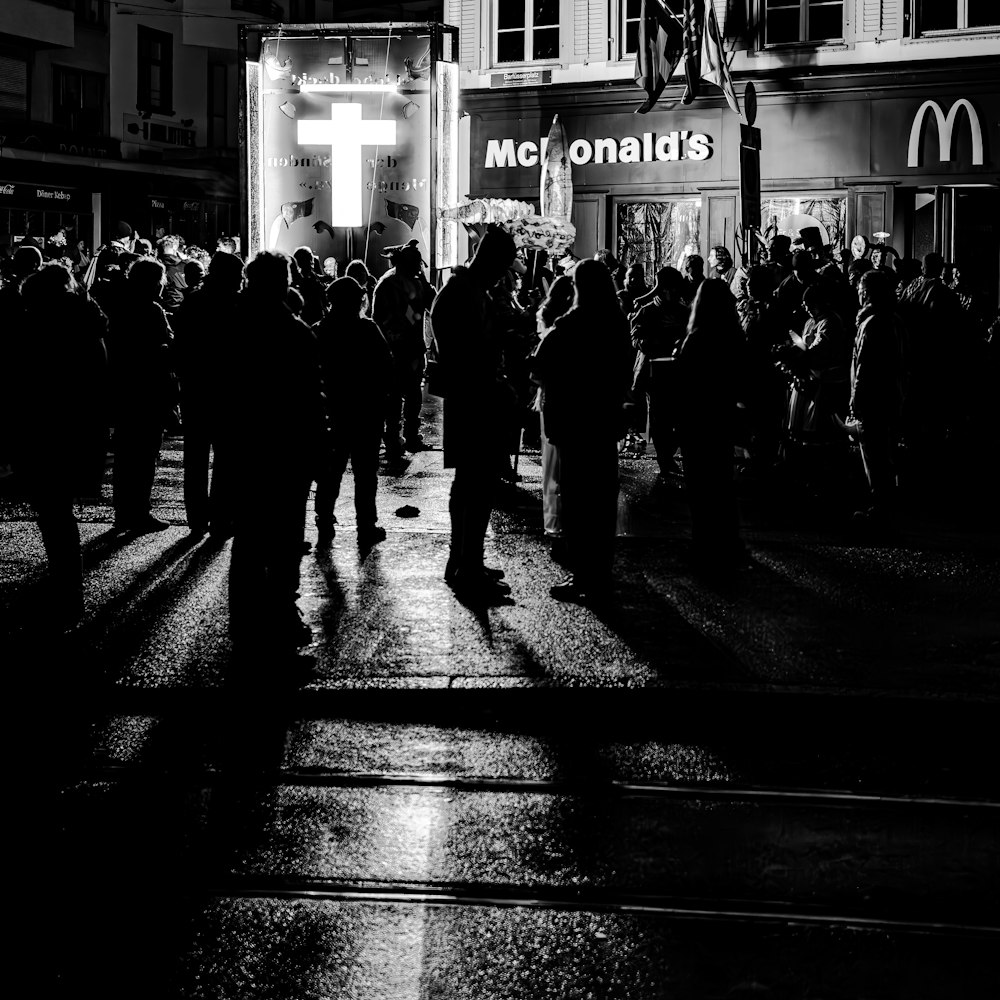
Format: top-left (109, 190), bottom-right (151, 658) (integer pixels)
top-left (373, 239), bottom-right (436, 458)
top-left (429, 224), bottom-right (516, 603)
top-left (106, 258), bottom-right (176, 533)
top-left (531, 259), bottom-right (633, 603)
top-left (774, 250), bottom-right (819, 337)
top-left (630, 266), bottom-right (690, 478)
top-left (172, 250), bottom-right (244, 540)
top-left (225, 251), bottom-right (329, 652)
top-left (673, 280), bottom-right (748, 575)
top-left (313, 276), bottom-right (394, 548)
top-left (847, 269), bottom-right (906, 531)
top-left (5, 263), bottom-right (109, 627)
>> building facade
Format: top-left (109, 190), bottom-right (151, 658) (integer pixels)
top-left (0, 0), bottom-right (342, 255)
top-left (446, 0), bottom-right (1000, 305)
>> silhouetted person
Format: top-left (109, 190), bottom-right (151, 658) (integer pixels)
top-left (373, 239), bottom-right (436, 457)
top-left (225, 251), bottom-right (329, 652)
top-left (157, 235), bottom-right (187, 312)
top-left (530, 275), bottom-right (576, 544)
top-left (172, 250), bottom-right (245, 539)
top-left (345, 258), bottom-right (376, 315)
top-left (774, 249), bottom-right (819, 336)
top-left (313, 276), bottom-right (394, 548)
top-left (847, 269), bottom-right (906, 532)
top-left (106, 258), bottom-right (175, 533)
top-left (673, 281), bottom-right (747, 574)
top-left (430, 224), bottom-right (516, 603)
top-left (617, 264), bottom-right (649, 318)
top-left (292, 245), bottom-right (327, 325)
top-left (532, 259), bottom-right (633, 603)
top-left (681, 254), bottom-right (704, 306)
top-left (181, 260), bottom-right (205, 302)
top-left (630, 266), bottom-right (690, 478)
top-left (5, 263), bottom-right (109, 627)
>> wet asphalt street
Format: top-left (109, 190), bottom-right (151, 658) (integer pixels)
top-left (2, 391), bottom-right (998, 998)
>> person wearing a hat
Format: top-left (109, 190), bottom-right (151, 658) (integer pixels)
top-left (774, 249), bottom-right (819, 336)
top-left (630, 266), bottom-right (690, 478)
top-left (763, 234), bottom-right (792, 286)
top-left (430, 224), bottom-right (516, 604)
top-left (372, 239), bottom-right (436, 458)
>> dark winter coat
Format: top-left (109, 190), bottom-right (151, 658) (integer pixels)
top-left (314, 311), bottom-right (393, 423)
top-left (531, 305), bottom-right (633, 448)
top-left (225, 292), bottom-right (329, 477)
top-left (429, 266), bottom-right (503, 469)
top-left (7, 290), bottom-right (109, 495)
top-left (849, 305), bottom-right (906, 425)
top-left (172, 282), bottom-right (240, 413)
top-left (104, 288), bottom-right (176, 424)
top-left (372, 266), bottom-right (435, 373)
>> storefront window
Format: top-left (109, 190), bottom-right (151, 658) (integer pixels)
top-left (914, 0), bottom-right (998, 33)
top-left (764, 0), bottom-right (844, 45)
top-left (760, 194), bottom-right (847, 249)
top-left (495, 0), bottom-right (560, 64)
top-left (616, 197), bottom-right (701, 284)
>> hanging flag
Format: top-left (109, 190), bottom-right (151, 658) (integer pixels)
top-left (700, 0), bottom-right (741, 115)
top-left (540, 114), bottom-right (573, 219)
top-left (680, 0), bottom-right (701, 105)
top-left (634, 0), bottom-right (683, 115)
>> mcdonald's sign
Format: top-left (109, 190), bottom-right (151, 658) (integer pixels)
top-left (907, 99), bottom-right (984, 168)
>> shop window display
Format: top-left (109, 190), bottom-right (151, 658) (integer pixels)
top-left (760, 195), bottom-right (847, 251)
top-left (616, 198), bottom-right (701, 284)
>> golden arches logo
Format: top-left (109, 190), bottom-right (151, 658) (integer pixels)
top-left (907, 99), bottom-right (984, 168)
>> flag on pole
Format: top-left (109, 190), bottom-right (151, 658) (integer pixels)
top-left (634, 0), bottom-right (683, 115)
top-left (700, 0), bottom-right (740, 115)
top-left (680, 0), bottom-right (700, 105)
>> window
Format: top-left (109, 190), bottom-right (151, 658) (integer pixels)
top-left (0, 54), bottom-right (29, 118)
top-left (913, 0), bottom-right (998, 33)
top-left (137, 26), bottom-right (173, 113)
top-left (208, 62), bottom-right (228, 148)
top-left (617, 198), bottom-right (702, 285)
top-left (622, 0), bottom-right (642, 56)
top-left (760, 194), bottom-right (847, 249)
top-left (53, 66), bottom-right (105, 134)
top-left (763, 0), bottom-right (844, 45)
top-left (496, 0), bottom-right (560, 64)
top-left (75, 0), bottom-right (106, 26)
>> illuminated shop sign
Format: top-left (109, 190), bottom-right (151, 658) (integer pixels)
top-left (485, 130), bottom-right (713, 168)
top-left (907, 99), bottom-right (984, 168)
top-left (243, 25), bottom-right (459, 275)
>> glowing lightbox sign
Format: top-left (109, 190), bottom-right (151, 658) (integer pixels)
top-left (242, 24), bottom-right (459, 280)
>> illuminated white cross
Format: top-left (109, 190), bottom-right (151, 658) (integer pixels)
top-left (298, 104), bottom-right (396, 228)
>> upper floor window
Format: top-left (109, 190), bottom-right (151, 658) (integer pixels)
top-left (0, 54), bottom-right (29, 118)
top-left (622, 0), bottom-right (643, 56)
top-left (208, 62), bottom-right (228, 148)
top-left (75, 0), bottom-right (106, 26)
top-left (137, 26), bottom-right (173, 114)
top-left (913, 0), bottom-right (998, 33)
top-left (495, 0), bottom-right (560, 64)
top-left (763, 0), bottom-right (844, 45)
top-left (53, 65), bottom-right (105, 133)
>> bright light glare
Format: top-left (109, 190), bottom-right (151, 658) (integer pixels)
top-left (298, 105), bottom-right (396, 228)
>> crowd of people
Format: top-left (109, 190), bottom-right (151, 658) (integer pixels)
top-left (1, 218), bottom-right (997, 641)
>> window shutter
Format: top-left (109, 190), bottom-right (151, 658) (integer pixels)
top-left (855, 0), bottom-right (901, 42)
top-left (575, 0), bottom-right (607, 62)
top-left (0, 56), bottom-right (28, 117)
top-left (450, 0), bottom-right (481, 71)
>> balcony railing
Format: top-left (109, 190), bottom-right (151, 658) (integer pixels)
top-left (231, 0), bottom-right (283, 20)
